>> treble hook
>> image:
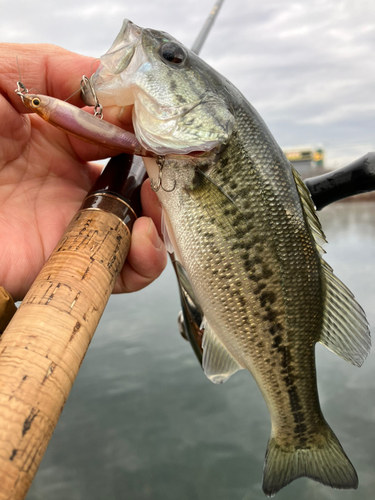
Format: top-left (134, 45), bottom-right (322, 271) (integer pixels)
top-left (15, 81), bottom-right (28, 98)
top-left (81, 75), bottom-right (103, 119)
top-left (150, 158), bottom-right (176, 193)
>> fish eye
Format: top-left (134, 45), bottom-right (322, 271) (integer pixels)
top-left (160, 43), bottom-right (186, 65)
top-left (32, 97), bottom-right (41, 107)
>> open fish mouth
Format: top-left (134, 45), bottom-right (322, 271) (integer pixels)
top-left (81, 20), bottom-right (141, 107)
top-left (81, 19), bottom-right (234, 156)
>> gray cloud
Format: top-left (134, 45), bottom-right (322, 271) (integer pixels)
top-left (2, 0), bottom-right (374, 167)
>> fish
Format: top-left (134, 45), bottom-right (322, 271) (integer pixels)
top-left (82, 20), bottom-right (371, 496)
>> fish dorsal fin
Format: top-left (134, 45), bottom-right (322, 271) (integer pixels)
top-left (292, 165), bottom-right (371, 366)
top-left (291, 165), bottom-right (327, 253)
top-left (202, 319), bottom-right (243, 384)
top-left (319, 260), bottom-right (370, 366)
top-left (161, 208), bottom-right (175, 254)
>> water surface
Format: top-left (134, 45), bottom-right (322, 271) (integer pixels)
top-left (27, 202), bottom-right (375, 500)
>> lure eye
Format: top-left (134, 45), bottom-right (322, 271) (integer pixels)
top-left (160, 43), bottom-right (186, 65)
top-left (32, 97), bottom-right (41, 107)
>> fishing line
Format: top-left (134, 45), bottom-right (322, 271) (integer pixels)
top-left (65, 59), bottom-right (100, 105)
top-left (63, 87), bottom-right (82, 104)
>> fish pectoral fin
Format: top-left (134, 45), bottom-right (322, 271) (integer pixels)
top-left (201, 319), bottom-right (243, 384)
top-left (319, 260), bottom-right (371, 367)
top-left (161, 208), bottom-right (176, 254)
top-left (263, 424), bottom-right (358, 497)
top-left (172, 259), bottom-right (204, 365)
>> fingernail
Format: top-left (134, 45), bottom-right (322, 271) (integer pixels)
top-left (146, 218), bottom-right (163, 249)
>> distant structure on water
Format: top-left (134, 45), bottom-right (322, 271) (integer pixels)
top-left (283, 145), bottom-right (325, 179)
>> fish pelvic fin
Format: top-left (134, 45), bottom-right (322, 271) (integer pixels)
top-left (262, 425), bottom-right (358, 497)
top-left (202, 319), bottom-right (244, 384)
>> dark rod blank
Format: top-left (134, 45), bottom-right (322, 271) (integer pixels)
top-left (305, 152), bottom-right (375, 211)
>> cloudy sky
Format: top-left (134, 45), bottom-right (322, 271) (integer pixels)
top-left (1, 0), bottom-right (374, 167)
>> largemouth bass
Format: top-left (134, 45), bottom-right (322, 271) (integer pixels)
top-left (82, 20), bottom-right (371, 496)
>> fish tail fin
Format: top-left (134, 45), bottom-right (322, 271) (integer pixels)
top-left (262, 424), bottom-right (358, 497)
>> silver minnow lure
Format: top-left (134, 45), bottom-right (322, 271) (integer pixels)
top-left (83, 20), bottom-right (371, 496)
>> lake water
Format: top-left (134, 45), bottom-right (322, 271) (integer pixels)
top-left (26, 202), bottom-right (375, 500)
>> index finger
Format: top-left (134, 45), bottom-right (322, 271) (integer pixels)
top-left (0, 43), bottom-right (98, 114)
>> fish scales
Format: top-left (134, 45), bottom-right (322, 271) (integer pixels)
top-left (158, 103), bottom-right (324, 447)
top-left (84, 20), bottom-right (370, 496)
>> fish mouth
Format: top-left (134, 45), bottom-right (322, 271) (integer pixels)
top-left (81, 20), bottom-right (142, 108)
top-left (81, 19), bottom-right (226, 157)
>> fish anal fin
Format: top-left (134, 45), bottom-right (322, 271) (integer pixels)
top-left (319, 260), bottom-right (371, 367)
top-left (263, 425), bottom-right (358, 497)
top-left (202, 320), bottom-right (243, 384)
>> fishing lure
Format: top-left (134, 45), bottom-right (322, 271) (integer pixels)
top-left (15, 81), bottom-right (154, 158)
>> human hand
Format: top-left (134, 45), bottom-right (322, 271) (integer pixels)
top-left (0, 43), bottom-right (167, 301)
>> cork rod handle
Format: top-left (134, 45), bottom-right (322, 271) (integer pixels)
top-left (0, 199), bottom-right (133, 499)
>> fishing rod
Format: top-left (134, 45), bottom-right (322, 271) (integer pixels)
top-left (191, 0), bottom-right (225, 54)
top-left (0, 154), bottom-right (146, 499)
top-left (305, 152), bottom-right (375, 210)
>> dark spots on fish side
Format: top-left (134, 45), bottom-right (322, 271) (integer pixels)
top-left (264, 309), bottom-right (278, 323)
top-left (293, 411), bottom-right (305, 424)
top-left (170, 80), bottom-right (177, 91)
top-left (269, 322), bottom-right (283, 336)
top-left (283, 373), bottom-right (295, 387)
top-left (204, 232), bottom-right (214, 239)
top-left (248, 273), bottom-right (261, 283)
top-left (272, 335), bottom-right (282, 349)
top-left (230, 182), bottom-right (238, 190)
top-left (238, 296), bottom-right (246, 308)
top-left (232, 215), bottom-right (243, 227)
top-left (176, 94), bottom-right (187, 104)
top-left (254, 283), bottom-right (267, 295)
top-left (287, 386), bottom-right (302, 414)
top-left (268, 326), bottom-right (276, 336)
top-left (280, 347), bottom-right (288, 369)
top-left (248, 272), bottom-right (262, 283)
top-left (9, 449), bottom-right (17, 461)
top-left (232, 240), bottom-right (253, 252)
top-left (244, 260), bottom-right (253, 273)
top-left (262, 266), bottom-right (274, 279)
top-left (260, 290), bottom-right (276, 308)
